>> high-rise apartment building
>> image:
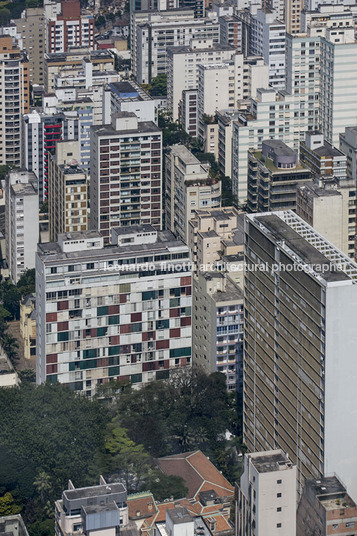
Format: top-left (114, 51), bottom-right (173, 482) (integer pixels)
top-left (135, 14), bottom-right (220, 84)
top-left (5, 171), bottom-right (39, 284)
top-left (48, 153), bottom-right (88, 242)
top-left (300, 131), bottom-right (347, 180)
top-left (237, 450), bottom-right (297, 536)
top-left (285, 0), bottom-right (304, 34)
top-left (90, 112), bottom-right (162, 243)
top-left (46, 0), bottom-right (95, 54)
top-left (219, 15), bottom-right (243, 53)
top-left (247, 140), bottom-right (312, 212)
top-left (36, 226), bottom-right (192, 395)
top-left (165, 145), bottom-right (221, 243)
top-left (179, 89), bottom-right (198, 137)
top-left (296, 475), bottom-right (357, 536)
top-left (193, 271), bottom-right (244, 391)
top-left (296, 178), bottom-right (356, 258)
top-left (0, 36), bottom-right (29, 168)
top-left (22, 110), bottom-right (63, 202)
top-left (244, 210), bottom-right (357, 498)
top-left (167, 39), bottom-right (235, 121)
top-left (339, 126), bottom-right (357, 181)
top-left (250, 8), bottom-right (286, 89)
top-left (12, 7), bottom-right (46, 85)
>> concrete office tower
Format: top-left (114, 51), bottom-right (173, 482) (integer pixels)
top-left (167, 39), bottom-right (234, 121)
top-left (340, 126), bottom-right (357, 181)
top-left (296, 179), bottom-right (356, 258)
top-left (104, 81), bottom-right (158, 125)
top-left (193, 272), bottom-right (244, 391)
top-left (320, 27), bottom-right (357, 147)
top-left (188, 206), bottom-right (242, 272)
top-left (296, 475), bottom-right (357, 535)
top-left (300, 132), bottom-right (347, 180)
top-left (12, 7), bottom-right (46, 85)
top-left (285, 33), bottom-right (321, 132)
top-left (165, 145), bottom-right (221, 243)
top-left (22, 110), bottom-right (63, 202)
top-left (36, 226), bottom-right (192, 395)
top-left (44, 49), bottom-right (115, 92)
top-left (247, 140), bottom-right (312, 212)
top-left (135, 14), bottom-right (220, 84)
top-left (45, 0), bottom-right (95, 54)
top-left (231, 88), bottom-right (309, 204)
top-left (48, 154), bottom-right (88, 242)
top-left (0, 37), bottom-right (29, 168)
top-left (244, 210), bottom-right (357, 499)
top-left (5, 171), bottom-right (39, 284)
top-left (250, 9), bottom-right (286, 90)
top-left (90, 113), bottom-right (162, 243)
top-left (55, 477), bottom-right (129, 536)
top-left (237, 450), bottom-right (297, 536)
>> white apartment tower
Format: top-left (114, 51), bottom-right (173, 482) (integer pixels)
top-left (237, 450), bottom-right (297, 536)
top-left (90, 112), bottom-right (162, 243)
top-left (5, 171), bottom-right (39, 284)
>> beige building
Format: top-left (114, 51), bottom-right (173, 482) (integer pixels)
top-left (285, 0), bottom-right (304, 34)
top-left (48, 151), bottom-right (88, 243)
top-left (20, 294), bottom-right (36, 361)
top-left (297, 178), bottom-right (356, 259)
top-left (188, 207), bottom-right (241, 272)
top-left (165, 145), bottom-right (221, 244)
top-left (297, 475), bottom-right (357, 536)
top-left (193, 271), bottom-right (243, 391)
top-left (13, 7), bottom-right (46, 85)
top-left (237, 450), bottom-right (297, 536)
top-left (0, 36), bottom-right (29, 167)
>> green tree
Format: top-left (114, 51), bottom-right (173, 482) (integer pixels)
top-left (17, 268), bottom-right (36, 296)
top-left (1, 333), bottom-right (19, 363)
top-left (0, 165), bottom-right (9, 181)
top-left (33, 471), bottom-right (52, 504)
top-left (39, 201), bottom-right (48, 214)
top-left (150, 74), bottom-right (167, 96)
top-left (0, 492), bottom-right (22, 516)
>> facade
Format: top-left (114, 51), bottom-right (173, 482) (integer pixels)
top-left (5, 170), bottom-right (39, 284)
top-left (20, 294), bottom-right (36, 361)
top-left (285, 0), bottom-right (304, 34)
top-left (165, 145), bottom-right (221, 243)
top-left (155, 508), bottom-right (211, 536)
top-left (13, 7), bottom-right (46, 85)
top-left (219, 15), bottom-right (243, 52)
top-left (193, 271), bottom-right (244, 391)
top-left (104, 81), bottom-right (158, 125)
top-left (36, 226), bottom-right (192, 395)
top-left (44, 49), bottom-right (115, 92)
top-left (300, 131), bottom-right (347, 179)
top-left (237, 450), bottom-right (297, 536)
top-left (0, 36), bottom-right (30, 168)
top-left (250, 9), bottom-right (286, 89)
top-left (48, 154), bottom-right (88, 242)
top-left (0, 516), bottom-right (30, 536)
top-left (296, 178), bottom-right (356, 258)
top-left (135, 14), bottom-right (220, 84)
top-left (244, 210), bottom-right (357, 499)
top-left (46, 0), bottom-right (95, 54)
top-left (179, 89), bottom-right (198, 137)
top-left (55, 477), bottom-right (128, 536)
top-left (296, 475), bottom-right (357, 536)
top-left (22, 110), bottom-right (63, 202)
top-left (167, 39), bottom-right (234, 121)
top-left (247, 140), bottom-right (312, 212)
top-left (90, 113), bottom-right (162, 243)
top-left (339, 126), bottom-right (357, 181)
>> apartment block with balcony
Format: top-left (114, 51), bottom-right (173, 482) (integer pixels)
top-left (90, 113), bottom-right (162, 243)
top-left (36, 226), bottom-right (192, 395)
top-left (46, 0), bottom-right (95, 54)
top-left (165, 145), bottom-right (221, 244)
top-left (247, 140), bottom-right (312, 213)
top-left (0, 36), bottom-right (29, 168)
top-left (300, 131), bottom-right (347, 180)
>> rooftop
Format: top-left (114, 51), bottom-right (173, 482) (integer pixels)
top-left (302, 139), bottom-right (345, 158)
top-left (249, 451), bottom-right (294, 473)
top-left (167, 43), bottom-right (234, 56)
top-left (249, 211), bottom-right (357, 283)
top-left (91, 118), bottom-right (160, 136)
top-left (64, 482), bottom-right (126, 501)
top-left (167, 507), bottom-right (193, 525)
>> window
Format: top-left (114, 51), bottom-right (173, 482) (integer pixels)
top-left (277, 524), bottom-right (281, 528)
top-left (277, 507), bottom-right (281, 512)
top-left (277, 493), bottom-right (282, 498)
top-left (277, 479), bottom-right (282, 484)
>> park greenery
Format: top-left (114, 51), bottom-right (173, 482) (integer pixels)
top-left (142, 75), bottom-right (167, 97)
top-left (0, 369), bottom-right (244, 535)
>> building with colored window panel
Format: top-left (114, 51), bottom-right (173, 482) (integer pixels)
top-left (35, 225), bottom-right (192, 396)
